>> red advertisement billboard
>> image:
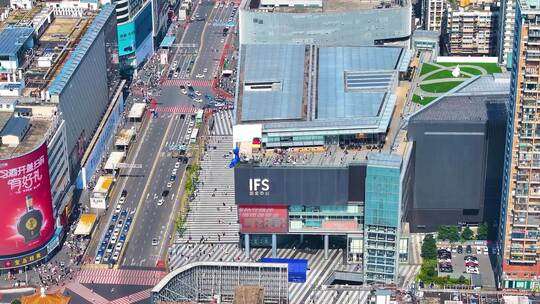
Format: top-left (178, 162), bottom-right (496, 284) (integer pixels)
top-left (322, 220), bottom-right (359, 231)
top-left (239, 205), bottom-right (288, 233)
top-left (0, 143), bottom-right (54, 257)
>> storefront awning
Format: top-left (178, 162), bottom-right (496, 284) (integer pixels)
top-left (104, 151), bottom-right (126, 170)
top-left (74, 214), bottom-right (97, 235)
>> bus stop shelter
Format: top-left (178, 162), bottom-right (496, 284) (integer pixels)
top-left (74, 214), bottom-right (97, 236)
top-left (115, 127), bottom-right (136, 148)
top-left (104, 151), bottom-right (126, 171)
top-left (128, 103), bottom-right (146, 121)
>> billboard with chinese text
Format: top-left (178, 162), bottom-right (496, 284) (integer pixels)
top-left (0, 143), bottom-right (55, 257)
top-left (239, 205), bottom-right (288, 233)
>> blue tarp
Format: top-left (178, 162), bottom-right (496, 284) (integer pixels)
top-left (261, 258), bottom-right (308, 283)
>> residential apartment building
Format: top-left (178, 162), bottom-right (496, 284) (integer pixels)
top-left (498, 0), bottom-right (515, 67)
top-left (499, 0), bottom-right (540, 290)
top-left (424, 0), bottom-right (447, 32)
top-left (446, 2), bottom-right (499, 55)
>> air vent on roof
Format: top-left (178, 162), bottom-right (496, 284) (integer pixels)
top-left (244, 81), bottom-right (282, 91)
top-left (344, 71), bottom-right (395, 92)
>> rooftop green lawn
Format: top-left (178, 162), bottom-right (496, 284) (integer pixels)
top-left (420, 63), bottom-right (439, 76)
top-left (459, 66), bottom-right (483, 76)
top-left (420, 81), bottom-right (464, 93)
top-left (412, 94), bottom-right (437, 105)
top-left (436, 62), bottom-right (502, 74)
top-left (424, 69), bottom-right (471, 81)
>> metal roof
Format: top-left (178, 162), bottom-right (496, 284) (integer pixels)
top-left (241, 44), bottom-right (305, 121)
top-left (317, 46), bottom-right (401, 120)
top-left (0, 116), bottom-right (29, 137)
top-left (160, 35), bottom-right (175, 48)
top-left (0, 26), bottom-right (34, 56)
top-left (48, 4), bottom-right (116, 96)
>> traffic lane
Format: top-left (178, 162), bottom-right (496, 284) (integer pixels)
top-left (123, 116), bottom-right (189, 265)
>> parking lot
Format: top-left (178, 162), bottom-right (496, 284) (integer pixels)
top-left (438, 245), bottom-right (497, 288)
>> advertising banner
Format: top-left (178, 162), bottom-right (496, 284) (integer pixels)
top-left (239, 205), bottom-right (288, 233)
top-left (90, 197), bottom-right (106, 209)
top-left (322, 220), bottom-right (359, 231)
top-left (261, 258), bottom-right (308, 283)
top-left (235, 166), bottom-right (349, 205)
top-left (0, 143), bottom-right (55, 257)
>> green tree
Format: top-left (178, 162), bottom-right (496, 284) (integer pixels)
top-left (461, 227), bottom-right (474, 240)
top-left (421, 234), bottom-right (437, 260)
top-left (477, 222), bottom-right (489, 240)
top-left (457, 275), bottom-right (468, 284)
top-left (437, 225), bottom-right (461, 242)
top-left (11, 300), bottom-right (21, 304)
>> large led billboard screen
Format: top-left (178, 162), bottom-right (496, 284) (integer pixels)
top-left (0, 143), bottom-right (55, 257)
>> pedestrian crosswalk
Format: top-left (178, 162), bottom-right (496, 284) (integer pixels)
top-left (155, 105), bottom-right (198, 113)
top-left (175, 135), bottom-right (239, 244)
top-left (109, 288), bottom-right (152, 304)
top-left (161, 79), bottom-right (212, 87)
top-left (76, 268), bottom-right (166, 286)
top-left (211, 109), bottom-right (233, 136)
top-left (399, 264), bottom-right (421, 289)
top-left (65, 282), bottom-right (109, 304)
top-left (410, 234), bottom-right (424, 265)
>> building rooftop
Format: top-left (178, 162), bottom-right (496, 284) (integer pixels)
top-left (241, 44), bottom-right (305, 122)
top-left (0, 26), bottom-right (34, 56)
top-left (236, 45), bottom-right (403, 135)
top-left (246, 0), bottom-right (404, 12)
top-left (48, 4), bottom-right (115, 96)
top-left (409, 74), bottom-right (510, 122)
top-left (0, 113), bottom-right (54, 159)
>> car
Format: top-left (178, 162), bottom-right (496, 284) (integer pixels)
top-left (483, 246), bottom-right (489, 255)
top-left (181, 88), bottom-right (187, 94)
top-left (466, 245), bottom-right (472, 254)
top-left (173, 72), bottom-right (179, 78)
top-left (167, 181), bottom-right (173, 188)
top-left (194, 90), bottom-right (202, 96)
top-left (196, 74), bottom-right (204, 78)
top-left (476, 246), bottom-right (482, 254)
top-left (112, 251), bottom-right (120, 261)
top-left (107, 225), bottom-right (114, 234)
top-left (119, 234), bottom-right (126, 242)
top-left (120, 210), bottom-right (128, 217)
top-left (95, 256), bottom-right (102, 264)
top-left (106, 243), bottom-right (114, 253)
top-left (194, 97), bottom-right (203, 103)
top-left (126, 216), bottom-right (133, 225)
top-left (170, 175), bottom-right (176, 182)
top-left (116, 220), bottom-right (124, 228)
top-left (203, 68), bottom-right (208, 73)
top-left (186, 82), bottom-right (192, 87)
top-left (113, 226), bottom-right (121, 235)
top-left (175, 162), bottom-right (181, 169)
top-left (158, 198), bottom-right (165, 206)
top-left (464, 255), bottom-right (477, 261)
top-left (110, 235), bottom-right (118, 244)
top-left (115, 242), bottom-right (123, 251)
top-left (152, 238), bottom-right (159, 246)
top-left (189, 121), bottom-right (194, 127)
top-left (118, 197), bottom-right (126, 204)
top-left (221, 38), bottom-right (225, 43)
top-left (457, 245), bottom-right (463, 254)
top-left (121, 190), bottom-right (127, 197)
top-left (172, 168), bottom-right (178, 175)
top-left (115, 205), bottom-right (121, 213)
top-left (103, 234), bottom-right (110, 243)
top-left (173, 60), bottom-right (178, 66)
top-left (123, 225), bottom-right (130, 233)
top-left (101, 240), bottom-right (108, 247)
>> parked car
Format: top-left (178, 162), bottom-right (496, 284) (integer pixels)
top-left (466, 245), bottom-right (472, 254)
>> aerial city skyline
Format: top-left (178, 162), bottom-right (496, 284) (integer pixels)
top-left (0, 0), bottom-right (536, 302)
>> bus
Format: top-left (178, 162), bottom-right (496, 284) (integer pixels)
top-left (190, 128), bottom-right (199, 143)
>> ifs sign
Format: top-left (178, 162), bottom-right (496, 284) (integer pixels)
top-left (249, 178), bottom-right (269, 196)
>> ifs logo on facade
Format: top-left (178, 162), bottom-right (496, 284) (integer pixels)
top-left (249, 178), bottom-right (269, 196)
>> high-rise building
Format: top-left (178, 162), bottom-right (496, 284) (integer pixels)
top-left (499, 0), bottom-right (540, 290)
top-left (424, 0), bottom-right (447, 32)
top-left (445, 2), bottom-right (499, 56)
top-left (498, 0), bottom-right (516, 67)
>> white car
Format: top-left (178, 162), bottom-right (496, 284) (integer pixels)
top-left (115, 242), bottom-right (123, 251)
top-left (115, 205), bottom-right (121, 213)
top-left (181, 88), bottom-right (187, 94)
top-left (95, 256), bottom-right (102, 264)
top-left (112, 251), bottom-right (120, 261)
top-left (118, 197), bottom-right (125, 204)
top-left (172, 168), bottom-right (178, 175)
top-left (173, 72), bottom-right (179, 78)
top-left (189, 121), bottom-right (194, 127)
top-left (194, 98), bottom-right (203, 103)
top-left (186, 82), bottom-right (192, 87)
top-left (110, 235), bottom-right (118, 244)
top-left (113, 227), bottom-right (120, 237)
top-left (175, 162), bottom-right (181, 169)
top-left (196, 74), bottom-right (204, 78)
top-left (203, 68), bottom-right (208, 73)
top-left (158, 198), bottom-right (165, 206)
top-left (195, 90), bottom-right (202, 96)
top-left (167, 181), bottom-right (173, 188)
top-left (221, 39), bottom-right (225, 43)
top-left (152, 238), bottom-right (159, 246)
